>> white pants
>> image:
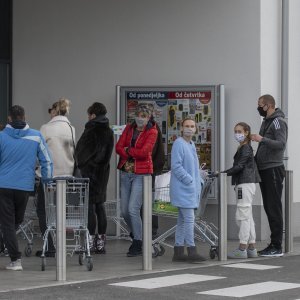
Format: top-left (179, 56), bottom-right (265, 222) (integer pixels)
top-left (235, 183), bottom-right (256, 244)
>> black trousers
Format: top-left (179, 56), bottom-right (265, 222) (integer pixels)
top-left (36, 183), bottom-right (55, 251)
top-left (259, 165), bottom-right (285, 248)
top-left (88, 202), bottom-right (107, 235)
top-left (0, 188), bottom-right (29, 261)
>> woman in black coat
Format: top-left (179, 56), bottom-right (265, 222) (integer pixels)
top-left (75, 102), bottom-right (114, 254)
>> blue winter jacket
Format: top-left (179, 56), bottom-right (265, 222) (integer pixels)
top-left (0, 124), bottom-right (53, 191)
top-left (170, 137), bottom-right (202, 209)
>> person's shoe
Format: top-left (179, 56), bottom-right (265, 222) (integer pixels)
top-left (6, 259), bottom-right (23, 271)
top-left (258, 245), bottom-right (283, 257)
top-left (89, 235), bottom-right (96, 253)
top-left (227, 248), bottom-right (247, 259)
top-left (187, 246), bottom-right (206, 263)
top-left (257, 244), bottom-right (273, 255)
top-left (0, 247), bottom-right (9, 257)
top-left (95, 234), bottom-right (106, 254)
top-left (35, 250), bottom-right (56, 257)
top-left (247, 248), bottom-right (258, 258)
top-left (172, 246), bottom-right (188, 262)
top-left (127, 239), bottom-right (142, 257)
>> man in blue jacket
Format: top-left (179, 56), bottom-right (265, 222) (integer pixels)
top-left (0, 105), bottom-right (53, 271)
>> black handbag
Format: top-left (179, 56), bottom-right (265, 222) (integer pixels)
top-left (68, 123), bottom-right (82, 178)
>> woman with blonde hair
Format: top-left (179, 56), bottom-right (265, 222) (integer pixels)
top-left (35, 97), bottom-right (75, 257)
top-left (170, 116), bottom-right (205, 263)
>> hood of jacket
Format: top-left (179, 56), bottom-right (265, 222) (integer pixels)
top-left (4, 124), bottom-right (30, 139)
top-left (85, 115), bottom-right (109, 129)
top-left (265, 108), bottom-right (285, 120)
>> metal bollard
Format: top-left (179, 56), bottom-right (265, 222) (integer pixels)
top-left (285, 170), bottom-right (293, 253)
top-left (218, 173), bottom-right (227, 261)
top-left (56, 180), bottom-right (66, 281)
top-left (143, 175), bottom-right (152, 270)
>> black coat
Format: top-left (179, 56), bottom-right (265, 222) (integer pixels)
top-left (224, 143), bottom-right (261, 186)
top-left (75, 116), bottom-right (114, 204)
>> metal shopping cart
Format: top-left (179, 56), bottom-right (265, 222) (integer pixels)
top-left (41, 178), bottom-right (92, 271)
top-left (0, 180), bottom-right (40, 257)
top-left (152, 171), bottom-right (219, 259)
top-left (105, 200), bottom-right (130, 239)
top-left (16, 191), bottom-right (39, 257)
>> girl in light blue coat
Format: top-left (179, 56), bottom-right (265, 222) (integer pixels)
top-left (170, 117), bottom-right (205, 263)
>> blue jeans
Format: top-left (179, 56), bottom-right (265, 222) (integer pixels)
top-left (120, 172), bottom-right (143, 241)
top-left (175, 208), bottom-right (195, 247)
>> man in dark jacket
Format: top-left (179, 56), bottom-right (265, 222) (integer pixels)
top-left (251, 94), bottom-right (288, 257)
top-left (75, 102), bottom-right (114, 254)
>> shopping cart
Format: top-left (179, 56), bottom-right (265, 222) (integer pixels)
top-left (152, 171), bottom-right (219, 259)
top-left (42, 177), bottom-right (92, 271)
top-left (16, 191), bottom-right (39, 257)
top-left (105, 200), bottom-right (130, 239)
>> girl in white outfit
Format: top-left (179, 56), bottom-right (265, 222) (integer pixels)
top-left (221, 122), bottom-right (260, 259)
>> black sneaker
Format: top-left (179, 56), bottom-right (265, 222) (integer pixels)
top-left (35, 250), bottom-right (56, 257)
top-left (258, 244), bottom-right (283, 257)
top-left (127, 239), bottom-right (142, 257)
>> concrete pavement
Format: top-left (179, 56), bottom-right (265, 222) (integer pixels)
top-left (0, 236), bottom-right (299, 293)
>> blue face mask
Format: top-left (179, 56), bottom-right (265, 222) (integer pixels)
top-left (234, 133), bottom-right (245, 143)
top-left (135, 117), bottom-right (147, 127)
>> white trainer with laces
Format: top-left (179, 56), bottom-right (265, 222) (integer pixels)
top-left (247, 248), bottom-right (258, 258)
top-left (6, 259), bottom-right (23, 271)
top-left (227, 248), bottom-right (247, 259)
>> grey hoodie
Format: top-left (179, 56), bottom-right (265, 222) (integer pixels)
top-left (255, 108), bottom-right (288, 170)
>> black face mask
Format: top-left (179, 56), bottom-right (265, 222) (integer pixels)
top-left (257, 105), bottom-right (267, 117)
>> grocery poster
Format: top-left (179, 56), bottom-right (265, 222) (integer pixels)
top-left (126, 92), bottom-right (168, 153)
top-left (125, 90), bottom-right (213, 169)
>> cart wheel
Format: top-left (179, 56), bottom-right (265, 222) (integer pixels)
top-left (209, 248), bottom-right (217, 259)
top-left (24, 245), bottom-right (32, 257)
top-left (152, 245), bottom-right (159, 258)
top-left (41, 257), bottom-right (46, 271)
top-left (86, 257), bottom-right (93, 271)
top-left (79, 254), bottom-right (84, 265)
top-left (158, 245), bottom-right (165, 256)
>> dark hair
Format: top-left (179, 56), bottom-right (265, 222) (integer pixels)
top-left (259, 94), bottom-right (275, 108)
top-left (9, 105), bottom-right (25, 121)
top-left (235, 122), bottom-right (251, 144)
top-left (87, 102), bottom-right (107, 116)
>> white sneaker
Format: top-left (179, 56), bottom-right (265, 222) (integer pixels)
top-left (227, 248), bottom-right (247, 259)
top-left (6, 259), bottom-right (23, 271)
top-left (247, 248), bottom-right (258, 258)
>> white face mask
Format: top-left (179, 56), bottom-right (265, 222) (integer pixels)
top-left (234, 133), bottom-right (246, 143)
top-left (183, 127), bottom-right (196, 137)
top-left (135, 117), bottom-right (148, 127)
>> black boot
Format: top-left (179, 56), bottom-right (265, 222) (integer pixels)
top-left (187, 246), bottom-right (206, 263)
top-left (172, 246), bottom-right (188, 262)
top-left (127, 239), bottom-right (142, 257)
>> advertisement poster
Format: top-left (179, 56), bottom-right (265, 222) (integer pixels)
top-left (124, 90), bottom-right (213, 169)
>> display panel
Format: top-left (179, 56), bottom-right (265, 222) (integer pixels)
top-left (118, 85), bottom-right (223, 200)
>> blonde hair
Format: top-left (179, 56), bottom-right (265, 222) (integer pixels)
top-left (54, 97), bottom-right (71, 116)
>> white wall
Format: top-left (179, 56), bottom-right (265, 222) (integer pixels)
top-left (288, 0), bottom-right (300, 204)
top-left (13, 0), bottom-right (261, 202)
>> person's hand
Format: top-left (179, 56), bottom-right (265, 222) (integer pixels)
top-left (251, 133), bottom-right (263, 142)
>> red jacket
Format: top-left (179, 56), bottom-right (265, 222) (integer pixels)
top-left (116, 122), bottom-right (158, 174)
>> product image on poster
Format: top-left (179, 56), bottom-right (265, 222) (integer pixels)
top-left (124, 90), bottom-right (213, 170)
top-left (166, 91), bottom-right (212, 169)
